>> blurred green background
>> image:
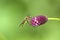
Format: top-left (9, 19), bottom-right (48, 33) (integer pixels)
top-left (0, 0), bottom-right (60, 40)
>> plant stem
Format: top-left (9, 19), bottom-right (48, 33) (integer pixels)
top-left (48, 18), bottom-right (60, 21)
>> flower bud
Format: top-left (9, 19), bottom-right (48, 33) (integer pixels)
top-left (31, 15), bottom-right (48, 27)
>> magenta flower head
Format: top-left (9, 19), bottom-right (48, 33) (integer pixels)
top-left (31, 15), bottom-right (48, 27)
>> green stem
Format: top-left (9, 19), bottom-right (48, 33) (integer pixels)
top-left (48, 18), bottom-right (60, 21)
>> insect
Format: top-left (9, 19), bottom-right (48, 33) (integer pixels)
top-left (20, 16), bottom-right (31, 27)
top-left (20, 15), bottom-right (60, 27)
